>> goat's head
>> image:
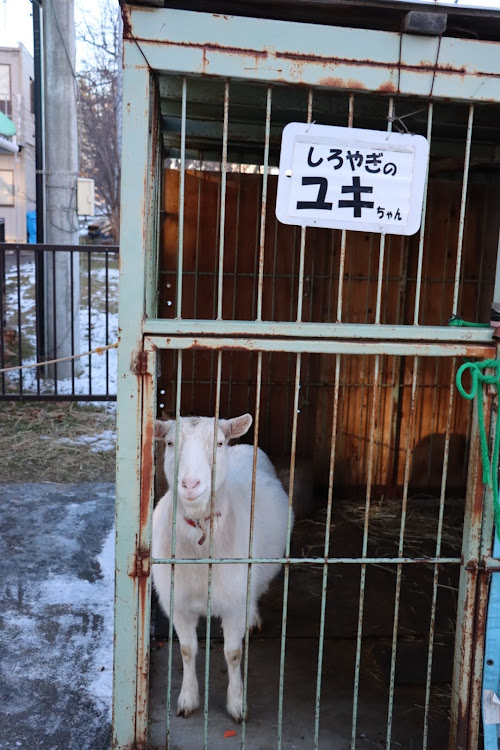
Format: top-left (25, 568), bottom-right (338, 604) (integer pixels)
top-left (155, 414), bottom-right (252, 519)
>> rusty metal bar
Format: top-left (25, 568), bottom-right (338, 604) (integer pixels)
top-left (203, 350), bottom-right (223, 749)
top-left (145, 317), bottom-right (496, 343)
top-left (164, 350), bottom-right (183, 749)
top-left (385, 355), bottom-right (419, 750)
top-left (216, 81), bottom-right (230, 321)
top-left (135, 347), bottom-right (157, 747)
top-left (351, 353), bottom-right (381, 750)
top-left (175, 76), bottom-right (187, 319)
top-left (241, 351), bottom-right (263, 749)
top-left (449, 395), bottom-right (489, 750)
top-left (296, 89), bottom-right (313, 324)
top-left (452, 104), bottom-right (474, 317)
top-left (413, 102), bottom-right (433, 325)
top-left (146, 334), bottom-right (495, 359)
top-left (422, 363), bottom-right (456, 750)
top-left (153, 555), bottom-right (461, 566)
top-left (256, 86), bottom-right (272, 322)
top-left (467, 371), bottom-right (497, 749)
top-left (278, 352), bottom-right (301, 750)
top-left (313, 353), bottom-right (340, 748)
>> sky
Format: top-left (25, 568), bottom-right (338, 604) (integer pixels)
top-left (1, 0), bottom-right (500, 59)
top-left (0, 0), bottom-right (120, 60)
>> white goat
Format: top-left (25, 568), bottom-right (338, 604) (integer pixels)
top-left (152, 414), bottom-right (292, 723)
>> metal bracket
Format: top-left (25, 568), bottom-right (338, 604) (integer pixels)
top-left (466, 557), bottom-right (500, 573)
top-left (128, 552), bottom-right (151, 578)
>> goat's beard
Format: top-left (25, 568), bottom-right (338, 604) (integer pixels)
top-left (177, 494), bottom-right (212, 521)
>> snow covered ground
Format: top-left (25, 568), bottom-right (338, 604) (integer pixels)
top-left (0, 482), bottom-right (115, 750)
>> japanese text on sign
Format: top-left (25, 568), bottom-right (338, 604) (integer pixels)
top-left (276, 124), bottom-right (429, 237)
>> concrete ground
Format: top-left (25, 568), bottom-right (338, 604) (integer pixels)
top-left (0, 482), bottom-right (115, 750)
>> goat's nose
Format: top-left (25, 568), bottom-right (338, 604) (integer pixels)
top-left (181, 478), bottom-right (200, 492)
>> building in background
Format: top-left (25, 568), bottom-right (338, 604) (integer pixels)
top-left (0, 43), bottom-right (35, 242)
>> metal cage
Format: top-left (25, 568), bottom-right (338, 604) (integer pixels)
top-left (114, 5), bottom-right (500, 749)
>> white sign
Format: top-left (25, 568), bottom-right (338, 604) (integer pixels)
top-left (276, 123), bottom-right (429, 236)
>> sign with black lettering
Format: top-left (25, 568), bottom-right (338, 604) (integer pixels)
top-left (276, 123), bottom-right (429, 236)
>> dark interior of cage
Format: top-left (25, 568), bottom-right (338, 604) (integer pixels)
top-left (148, 78), bottom-right (499, 749)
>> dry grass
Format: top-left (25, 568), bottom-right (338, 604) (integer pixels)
top-left (0, 401), bottom-right (116, 483)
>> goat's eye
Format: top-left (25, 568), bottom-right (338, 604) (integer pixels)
top-left (166, 441), bottom-right (174, 448)
top-left (217, 441), bottom-right (224, 448)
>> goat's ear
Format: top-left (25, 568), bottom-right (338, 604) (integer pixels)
top-left (222, 413), bottom-right (253, 439)
top-left (155, 420), bottom-right (170, 440)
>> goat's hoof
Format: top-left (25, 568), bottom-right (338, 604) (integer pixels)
top-left (227, 697), bottom-right (243, 724)
top-left (177, 692), bottom-right (199, 718)
top-left (249, 622), bottom-right (263, 636)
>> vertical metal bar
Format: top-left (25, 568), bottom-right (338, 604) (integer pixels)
top-left (165, 350), bottom-right (183, 749)
top-left (70, 249), bottom-right (75, 393)
top-left (88, 250), bottom-right (92, 394)
top-left (216, 80), bottom-right (230, 321)
top-left (468, 377), bottom-right (497, 750)
top-left (135, 345), bottom-right (157, 746)
top-left (0, 248), bottom-right (5, 394)
top-left (413, 102), bottom-right (433, 325)
top-left (256, 86), bottom-right (272, 322)
top-left (175, 77), bottom-right (187, 320)
top-left (14, 247), bottom-right (22, 395)
top-left (241, 351), bottom-right (263, 750)
top-left (112, 60), bottom-right (152, 750)
top-left (296, 89), bottom-right (313, 324)
top-left (278, 352), bottom-right (301, 750)
top-left (203, 350), bottom-right (223, 750)
top-left (351, 358), bottom-right (381, 750)
top-left (449, 401), bottom-right (489, 750)
top-left (351, 97), bottom-right (392, 749)
top-left (422, 365), bottom-right (455, 750)
top-left (52, 250), bottom-right (57, 393)
top-left (385, 355), bottom-right (419, 750)
top-left (227, 169), bottom-right (242, 415)
top-left (190, 152), bottom-right (203, 413)
top-left (313, 353), bottom-right (341, 748)
top-left (452, 104), bottom-right (474, 317)
top-left (105, 250), bottom-right (110, 395)
top-left (335, 94), bottom-right (353, 324)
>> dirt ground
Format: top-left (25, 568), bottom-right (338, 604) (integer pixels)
top-left (0, 401), bottom-right (116, 483)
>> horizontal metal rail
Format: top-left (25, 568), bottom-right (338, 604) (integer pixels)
top-left (0, 243), bottom-right (119, 254)
top-left (152, 556), bottom-right (461, 565)
top-left (146, 334), bottom-right (494, 358)
top-left (144, 319), bottom-right (495, 343)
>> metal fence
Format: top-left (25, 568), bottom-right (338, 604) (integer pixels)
top-left (0, 242), bottom-right (119, 401)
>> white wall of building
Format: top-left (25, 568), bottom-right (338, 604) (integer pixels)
top-left (0, 43), bottom-right (35, 242)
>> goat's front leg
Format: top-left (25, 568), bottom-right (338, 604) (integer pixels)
top-left (221, 611), bottom-right (246, 723)
top-left (173, 611), bottom-right (199, 717)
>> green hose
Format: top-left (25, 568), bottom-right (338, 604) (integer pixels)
top-left (456, 360), bottom-right (500, 539)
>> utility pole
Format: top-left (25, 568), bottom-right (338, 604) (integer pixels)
top-left (42, 0), bottom-right (80, 379)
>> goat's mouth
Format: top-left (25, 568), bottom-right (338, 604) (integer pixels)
top-left (179, 494), bottom-right (211, 520)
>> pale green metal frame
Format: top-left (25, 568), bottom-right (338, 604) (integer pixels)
top-left (114, 6), bottom-right (500, 749)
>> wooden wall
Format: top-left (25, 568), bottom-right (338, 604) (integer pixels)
top-left (157, 167), bottom-right (499, 495)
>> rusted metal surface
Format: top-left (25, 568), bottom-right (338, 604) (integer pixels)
top-left (126, 8), bottom-right (500, 102)
top-left (449, 396), bottom-right (491, 750)
top-left (144, 319), bottom-right (497, 343)
top-left (135, 347), bottom-right (157, 748)
top-left (150, 335), bottom-right (496, 360)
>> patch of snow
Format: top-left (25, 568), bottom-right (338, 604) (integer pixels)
top-left (32, 526), bottom-right (115, 717)
top-left (44, 430), bottom-right (116, 453)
